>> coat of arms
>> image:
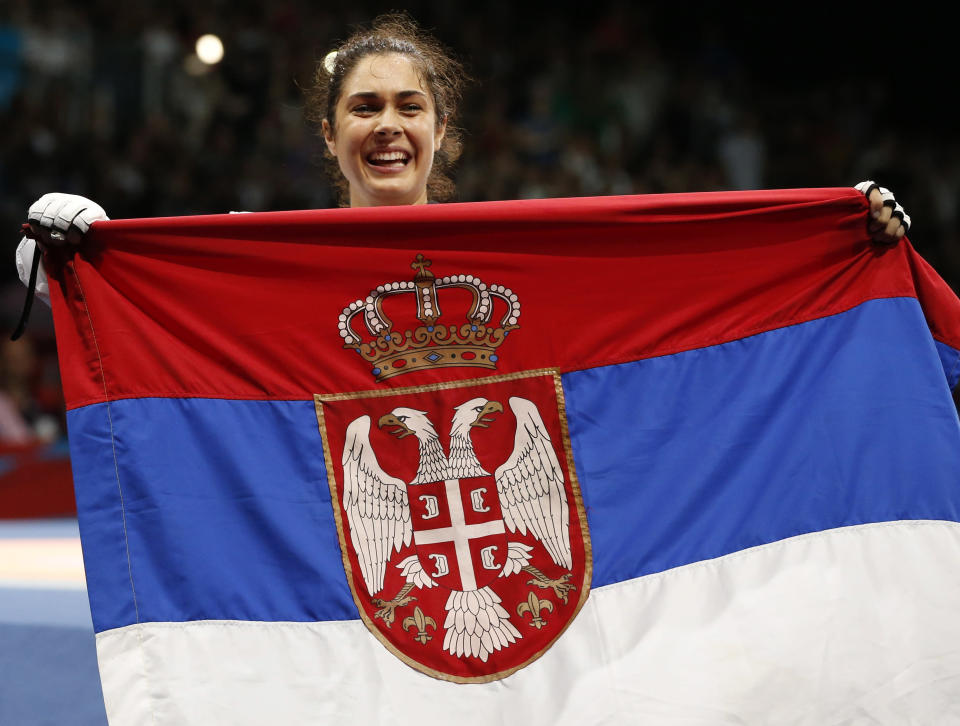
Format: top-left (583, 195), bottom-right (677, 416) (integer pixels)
top-left (317, 258), bottom-right (591, 682)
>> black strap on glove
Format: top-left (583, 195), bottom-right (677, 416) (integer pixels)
top-left (12, 224), bottom-right (42, 341)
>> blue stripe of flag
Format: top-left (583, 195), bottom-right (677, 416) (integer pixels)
top-left (67, 297), bottom-right (960, 633)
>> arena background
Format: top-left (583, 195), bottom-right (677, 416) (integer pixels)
top-left (0, 2), bottom-right (957, 723)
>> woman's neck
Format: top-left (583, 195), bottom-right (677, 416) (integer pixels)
top-left (349, 189), bottom-right (429, 207)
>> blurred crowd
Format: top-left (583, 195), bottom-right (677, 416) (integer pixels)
top-left (1, 0), bottom-right (957, 444)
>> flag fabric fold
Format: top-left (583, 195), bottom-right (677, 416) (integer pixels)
top-left (48, 189), bottom-right (960, 724)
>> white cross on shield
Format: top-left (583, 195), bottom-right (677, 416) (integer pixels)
top-left (408, 475), bottom-right (508, 591)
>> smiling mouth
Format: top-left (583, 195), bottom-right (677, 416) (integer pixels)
top-left (367, 150), bottom-right (411, 168)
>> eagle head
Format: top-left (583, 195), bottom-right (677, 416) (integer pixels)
top-left (378, 407), bottom-right (436, 440)
top-left (451, 397), bottom-right (504, 437)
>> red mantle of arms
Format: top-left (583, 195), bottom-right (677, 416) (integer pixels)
top-left (316, 370), bottom-right (592, 683)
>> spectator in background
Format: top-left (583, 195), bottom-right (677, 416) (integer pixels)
top-left (0, 335), bottom-right (61, 443)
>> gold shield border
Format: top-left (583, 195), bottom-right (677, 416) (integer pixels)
top-left (314, 368), bottom-right (594, 684)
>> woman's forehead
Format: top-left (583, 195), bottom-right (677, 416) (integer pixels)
top-left (340, 52), bottom-right (429, 98)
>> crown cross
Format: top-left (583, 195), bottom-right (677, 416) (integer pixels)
top-left (411, 254), bottom-right (434, 279)
top-left (337, 255), bottom-right (521, 382)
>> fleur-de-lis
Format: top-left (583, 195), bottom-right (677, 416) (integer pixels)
top-left (402, 606), bottom-right (437, 645)
top-left (516, 591), bottom-right (554, 630)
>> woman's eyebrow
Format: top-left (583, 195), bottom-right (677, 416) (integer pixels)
top-left (345, 90), bottom-right (426, 102)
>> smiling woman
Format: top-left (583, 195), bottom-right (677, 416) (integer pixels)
top-left (305, 14), bottom-right (467, 207)
top-left (322, 53), bottom-right (445, 207)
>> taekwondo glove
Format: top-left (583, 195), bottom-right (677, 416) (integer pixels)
top-left (855, 180), bottom-right (911, 245)
top-left (16, 193), bottom-right (109, 305)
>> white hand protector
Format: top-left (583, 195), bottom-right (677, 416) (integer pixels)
top-left (17, 193), bottom-right (109, 305)
top-left (27, 192), bottom-right (109, 236)
top-left (855, 180), bottom-right (911, 234)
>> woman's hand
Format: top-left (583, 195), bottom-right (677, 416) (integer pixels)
top-left (16, 194), bottom-right (109, 305)
top-left (855, 181), bottom-right (910, 245)
top-left (26, 193), bottom-right (109, 248)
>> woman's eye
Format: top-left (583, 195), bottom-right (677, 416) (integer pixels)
top-left (351, 105), bottom-right (375, 114)
top-left (401, 104), bottom-right (422, 112)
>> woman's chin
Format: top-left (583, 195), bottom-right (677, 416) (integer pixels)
top-left (353, 175), bottom-right (428, 207)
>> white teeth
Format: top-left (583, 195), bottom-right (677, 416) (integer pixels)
top-left (368, 151), bottom-right (409, 163)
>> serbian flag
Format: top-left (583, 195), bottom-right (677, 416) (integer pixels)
top-left (48, 189), bottom-right (960, 724)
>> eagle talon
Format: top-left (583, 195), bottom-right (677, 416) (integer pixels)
top-left (525, 571), bottom-right (575, 605)
top-left (371, 590), bottom-right (417, 627)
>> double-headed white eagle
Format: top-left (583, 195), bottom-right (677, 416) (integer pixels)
top-left (341, 396), bottom-right (574, 662)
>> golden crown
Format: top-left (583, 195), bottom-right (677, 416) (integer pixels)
top-left (338, 255), bottom-right (521, 381)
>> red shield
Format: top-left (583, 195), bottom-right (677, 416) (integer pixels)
top-left (316, 370), bottom-right (592, 683)
top-left (408, 475), bottom-right (509, 591)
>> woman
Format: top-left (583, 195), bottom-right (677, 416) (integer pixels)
top-left (306, 13), bottom-right (465, 209)
top-left (16, 13), bottom-right (910, 300)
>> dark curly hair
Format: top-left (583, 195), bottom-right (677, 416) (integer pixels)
top-left (304, 14), bottom-right (467, 205)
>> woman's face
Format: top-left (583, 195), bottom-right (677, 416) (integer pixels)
top-left (323, 52), bottom-right (446, 207)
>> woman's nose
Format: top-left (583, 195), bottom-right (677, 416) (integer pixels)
top-left (375, 108), bottom-right (403, 136)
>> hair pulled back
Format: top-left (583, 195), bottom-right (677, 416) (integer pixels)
top-left (305, 13), bottom-right (466, 204)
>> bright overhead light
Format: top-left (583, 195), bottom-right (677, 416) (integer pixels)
top-left (195, 34), bottom-right (224, 65)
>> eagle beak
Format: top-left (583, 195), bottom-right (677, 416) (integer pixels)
top-left (470, 400), bottom-right (503, 428)
top-left (378, 413), bottom-right (414, 439)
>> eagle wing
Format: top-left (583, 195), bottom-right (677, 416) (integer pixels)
top-left (342, 415), bottom-right (412, 596)
top-left (494, 397), bottom-right (572, 570)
